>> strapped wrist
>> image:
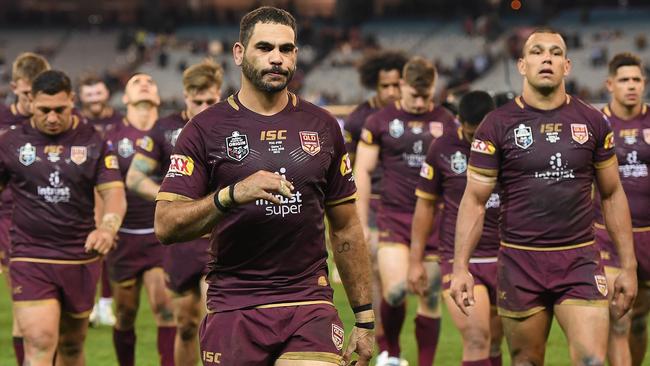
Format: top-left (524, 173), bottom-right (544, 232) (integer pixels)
top-left (100, 213), bottom-right (122, 235)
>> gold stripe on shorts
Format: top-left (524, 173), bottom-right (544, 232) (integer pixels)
top-left (112, 278), bottom-right (138, 288)
top-left (255, 300), bottom-right (334, 309)
top-left (424, 254), bottom-right (440, 262)
top-left (13, 298), bottom-right (59, 307)
top-left (278, 352), bottom-right (343, 364)
top-left (500, 240), bottom-right (594, 251)
top-left (67, 309), bottom-right (93, 319)
top-left (10, 256), bottom-right (100, 265)
top-left (497, 306), bottom-right (546, 318)
top-left (558, 299), bottom-right (609, 307)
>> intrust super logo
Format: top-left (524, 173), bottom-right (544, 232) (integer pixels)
top-left (166, 154), bottom-right (194, 177)
top-left (255, 167), bottom-right (303, 217)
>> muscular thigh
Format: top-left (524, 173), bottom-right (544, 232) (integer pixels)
top-left (377, 245), bottom-right (409, 298)
top-left (502, 309), bottom-right (552, 364)
top-left (554, 304), bottom-right (608, 361)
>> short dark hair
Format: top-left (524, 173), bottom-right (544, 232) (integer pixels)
top-left (31, 70), bottom-right (72, 96)
top-left (522, 27), bottom-right (566, 56)
top-left (608, 52), bottom-right (644, 76)
top-left (78, 73), bottom-right (105, 88)
top-left (358, 50), bottom-right (408, 90)
top-left (458, 90), bottom-right (495, 126)
top-left (239, 6), bottom-right (297, 48)
top-left (403, 56), bottom-right (436, 92)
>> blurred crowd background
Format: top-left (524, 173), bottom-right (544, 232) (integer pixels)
top-left (0, 0), bottom-right (649, 114)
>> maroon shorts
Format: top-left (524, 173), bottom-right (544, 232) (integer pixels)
top-left (164, 237), bottom-right (210, 295)
top-left (0, 215), bottom-right (11, 269)
top-left (377, 209), bottom-right (438, 258)
top-left (10, 258), bottom-right (101, 317)
top-left (595, 226), bottom-right (650, 286)
top-left (441, 258), bottom-right (498, 304)
top-left (368, 196), bottom-right (380, 229)
top-left (199, 304), bottom-right (343, 365)
top-left (497, 244), bottom-right (608, 318)
top-left (106, 231), bottom-right (165, 286)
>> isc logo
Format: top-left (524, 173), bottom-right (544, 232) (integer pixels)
top-left (202, 351), bottom-right (222, 364)
top-left (540, 123), bottom-right (562, 133)
top-left (260, 130), bottom-right (287, 141)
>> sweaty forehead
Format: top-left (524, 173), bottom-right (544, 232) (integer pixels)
top-left (127, 74), bottom-right (155, 86)
top-left (248, 23), bottom-right (296, 46)
top-left (524, 33), bottom-right (567, 53)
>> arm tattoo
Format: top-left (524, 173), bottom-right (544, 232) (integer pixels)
top-left (336, 241), bottom-right (351, 254)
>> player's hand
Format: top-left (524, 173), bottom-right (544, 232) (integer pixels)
top-left (232, 170), bottom-right (294, 205)
top-left (611, 267), bottom-right (637, 319)
top-left (408, 260), bottom-right (428, 296)
top-left (449, 268), bottom-right (475, 316)
top-left (84, 228), bottom-right (117, 255)
top-left (342, 326), bottom-right (374, 366)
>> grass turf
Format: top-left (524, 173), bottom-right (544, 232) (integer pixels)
top-left (0, 273), bottom-right (647, 365)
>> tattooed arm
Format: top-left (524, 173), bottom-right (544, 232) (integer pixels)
top-left (126, 153), bottom-right (160, 201)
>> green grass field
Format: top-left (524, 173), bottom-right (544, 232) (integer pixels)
top-left (0, 274), bottom-right (648, 365)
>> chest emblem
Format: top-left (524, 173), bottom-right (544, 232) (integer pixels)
top-left (19, 143), bottom-right (36, 166)
top-left (450, 151), bottom-right (467, 174)
top-left (389, 119), bottom-right (404, 138)
top-left (226, 131), bottom-right (249, 161)
top-left (514, 124), bottom-right (533, 149)
top-left (118, 138), bottom-right (134, 158)
top-left (643, 128), bottom-right (650, 145)
top-left (570, 124), bottom-right (589, 145)
top-left (429, 121), bottom-right (443, 138)
top-left (299, 131), bottom-right (321, 156)
top-left (70, 146), bottom-right (88, 165)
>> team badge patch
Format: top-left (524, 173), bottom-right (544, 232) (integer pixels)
top-left (451, 151), bottom-right (467, 174)
top-left (571, 124), bottom-right (589, 145)
top-left (331, 324), bottom-right (344, 351)
top-left (167, 154), bottom-right (194, 177)
top-left (420, 162), bottom-right (434, 180)
top-left (19, 143), bottom-right (36, 166)
top-left (429, 121), bottom-right (443, 138)
top-left (226, 131), bottom-right (249, 161)
top-left (595, 275), bottom-right (608, 297)
top-left (514, 124), bottom-right (533, 149)
top-left (389, 119), bottom-right (404, 138)
top-left (118, 138), bottom-right (134, 158)
top-left (299, 131), bottom-right (321, 156)
top-left (104, 155), bottom-right (119, 170)
top-left (604, 132), bottom-right (615, 149)
top-left (138, 136), bottom-right (154, 152)
top-left (643, 128), bottom-right (650, 144)
top-left (340, 153), bottom-right (352, 176)
top-left (471, 139), bottom-right (496, 155)
top-left (70, 146), bottom-right (88, 165)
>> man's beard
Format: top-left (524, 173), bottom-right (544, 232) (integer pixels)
top-left (242, 57), bottom-right (294, 93)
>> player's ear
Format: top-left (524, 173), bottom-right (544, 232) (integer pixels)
top-left (517, 57), bottom-right (526, 76)
top-left (233, 42), bottom-right (245, 66)
top-left (10, 81), bottom-right (17, 92)
top-left (563, 58), bottom-right (572, 77)
top-left (122, 92), bottom-right (128, 105)
top-left (68, 91), bottom-right (76, 108)
top-left (605, 76), bottom-right (614, 93)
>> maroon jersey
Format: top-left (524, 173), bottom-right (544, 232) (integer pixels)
top-left (593, 104), bottom-right (650, 229)
top-left (157, 93), bottom-right (356, 312)
top-left (361, 101), bottom-right (456, 212)
top-left (345, 97), bottom-right (383, 197)
top-left (0, 105), bottom-right (30, 221)
top-left (469, 95), bottom-right (615, 249)
top-left (136, 111), bottom-right (188, 182)
top-left (86, 109), bottom-right (123, 136)
top-left (106, 119), bottom-right (155, 229)
top-left (416, 127), bottom-right (500, 259)
top-left (0, 117), bottom-right (123, 260)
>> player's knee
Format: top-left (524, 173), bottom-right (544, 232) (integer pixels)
top-left (631, 315), bottom-right (648, 336)
top-left (25, 330), bottom-right (57, 352)
top-left (57, 338), bottom-right (83, 359)
top-left (462, 327), bottom-right (490, 353)
top-left (177, 316), bottom-right (199, 341)
top-left (385, 283), bottom-right (407, 306)
top-left (611, 317), bottom-right (630, 336)
top-left (151, 301), bottom-right (174, 322)
top-left (510, 348), bottom-right (542, 366)
top-left (115, 304), bottom-right (138, 328)
top-left (578, 355), bottom-right (604, 366)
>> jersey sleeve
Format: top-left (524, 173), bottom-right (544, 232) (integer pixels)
top-left (157, 120), bottom-right (210, 201)
top-left (593, 113), bottom-right (617, 169)
top-left (360, 113), bottom-right (382, 147)
top-left (468, 112), bottom-right (501, 177)
top-left (95, 138), bottom-right (125, 191)
top-left (0, 131), bottom-right (10, 186)
top-left (325, 119), bottom-right (357, 206)
top-left (415, 140), bottom-right (442, 201)
top-left (343, 107), bottom-right (367, 161)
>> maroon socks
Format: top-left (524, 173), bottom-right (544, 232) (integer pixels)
top-left (380, 299), bottom-right (406, 357)
top-left (157, 326), bottom-right (176, 366)
top-left (13, 337), bottom-right (24, 366)
top-left (415, 315), bottom-right (441, 366)
top-left (113, 328), bottom-right (136, 366)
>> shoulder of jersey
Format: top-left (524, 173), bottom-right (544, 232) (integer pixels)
top-left (293, 97), bottom-right (341, 128)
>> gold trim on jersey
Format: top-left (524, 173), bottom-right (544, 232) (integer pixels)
top-left (72, 115), bottom-right (80, 129)
top-left (10, 256), bottom-right (100, 265)
top-left (415, 189), bottom-right (437, 201)
top-left (498, 306), bottom-right (546, 318)
top-left (325, 193), bottom-right (357, 206)
top-left (227, 95), bottom-right (239, 111)
top-left (395, 101), bottom-right (401, 110)
top-left (515, 96), bottom-right (525, 109)
top-left (643, 104), bottom-right (648, 115)
top-left (96, 181), bottom-right (125, 192)
top-left (13, 298), bottom-right (59, 307)
top-left (278, 352), bottom-right (343, 364)
top-left (603, 105), bottom-right (612, 117)
top-left (594, 222), bottom-right (650, 232)
top-left (112, 278), bottom-right (138, 288)
top-left (156, 192), bottom-right (194, 202)
top-left (467, 165), bottom-right (499, 177)
top-left (594, 155), bottom-right (617, 170)
top-left (289, 92), bottom-right (298, 107)
top-left (369, 96), bottom-right (379, 109)
top-left (566, 95), bottom-right (571, 105)
top-left (424, 254), bottom-right (440, 262)
top-left (255, 300), bottom-right (334, 309)
top-left (11, 103), bottom-right (19, 116)
top-left (500, 240), bottom-right (594, 251)
top-left (558, 299), bottom-right (609, 307)
top-left (457, 127), bottom-right (463, 140)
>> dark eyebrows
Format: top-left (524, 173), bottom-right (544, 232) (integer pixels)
top-left (254, 41), bottom-right (296, 50)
